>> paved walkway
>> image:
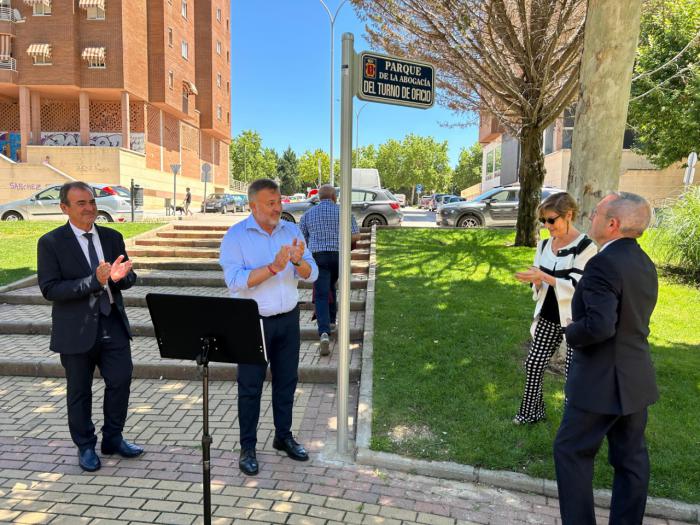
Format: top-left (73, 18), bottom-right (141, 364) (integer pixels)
top-left (0, 220), bottom-right (694, 524)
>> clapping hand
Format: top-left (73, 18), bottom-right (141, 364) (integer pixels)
top-left (289, 238), bottom-right (305, 265)
top-left (109, 255), bottom-right (133, 283)
top-left (96, 261), bottom-right (111, 286)
top-left (271, 245), bottom-right (291, 273)
top-left (515, 266), bottom-right (543, 287)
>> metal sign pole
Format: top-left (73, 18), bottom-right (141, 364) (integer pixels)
top-left (337, 32), bottom-right (354, 456)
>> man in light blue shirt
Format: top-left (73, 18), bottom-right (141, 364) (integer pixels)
top-left (220, 178), bottom-right (318, 476)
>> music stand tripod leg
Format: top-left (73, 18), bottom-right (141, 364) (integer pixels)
top-left (197, 338), bottom-right (214, 525)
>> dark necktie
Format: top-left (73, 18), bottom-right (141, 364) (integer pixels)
top-left (84, 232), bottom-right (112, 316)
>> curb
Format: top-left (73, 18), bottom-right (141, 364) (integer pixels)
top-left (0, 359), bottom-right (361, 384)
top-left (353, 227), bottom-right (700, 524)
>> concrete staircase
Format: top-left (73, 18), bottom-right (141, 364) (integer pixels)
top-left (0, 221), bottom-right (373, 383)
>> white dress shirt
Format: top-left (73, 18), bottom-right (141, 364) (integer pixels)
top-left (219, 215), bottom-right (318, 317)
top-left (68, 221), bottom-right (114, 303)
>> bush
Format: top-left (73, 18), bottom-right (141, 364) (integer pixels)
top-left (648, 186), bottom-right (700, 273)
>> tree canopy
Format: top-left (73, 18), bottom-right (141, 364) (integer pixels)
top-left (229, 130), bottom-right (278, 183)
top-left (627, 0), bottom-right (700, 168)
top-left (352, 0), bottom-right (587, 245)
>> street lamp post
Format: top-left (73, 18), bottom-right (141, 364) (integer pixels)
top-left (354, 102), bottom-right (369, 166)
top-left (319, 0), bottom-right (347, 187)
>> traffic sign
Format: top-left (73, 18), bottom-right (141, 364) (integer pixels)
top-left (201, 162), bottom-right (212, 183)
top-left (416, 183), bottom-right (424, 193)
top-left (170, 164), bottom-right (181, 176)
top-left (357, 51), bottom-right (435, 109)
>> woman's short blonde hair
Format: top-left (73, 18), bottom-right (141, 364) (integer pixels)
top-left (537, 191), bottom-right (579, 222)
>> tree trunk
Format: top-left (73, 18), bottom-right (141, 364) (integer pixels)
top-left (514, 127), bottom-right (545, 247)
top-left (567, 0), bottom-right (644, 228)
top-left (411, 185), bottom-right (415, 205)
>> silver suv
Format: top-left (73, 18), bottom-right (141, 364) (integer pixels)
top-left (0, 183), bottom-right (142, 222)
top-left (437, 185), bottom-right (562, 228)
top-left (281, 187), bottom-right (402, 227)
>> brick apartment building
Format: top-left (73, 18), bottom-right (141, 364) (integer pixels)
top-left (0, 0), bottom-right (231, 211)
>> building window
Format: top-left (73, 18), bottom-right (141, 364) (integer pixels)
top-left (181, 0), bottom-right (187, 18)
top-left (216, 41), bottom-right (221, 55)
top-left (182, 91), bottom-right (189, 114)
top-left (216, 73), bottom-right (221, 88)
top-left (562, 107), bottom-right (575, 149)
top-left (216, 105), bottom-right (222, 121)
top-left (181, 40), bottom-right (188, 60)
top-left (32, 54), bottom-right (52, 66)
top-left (226, 51), bottom-right (229, 63)
top-left (226, 19), bottom-right (229, 32)
top-left (168, 28), bottom-right (173, 47)
top-left (168, 71), bottom-right (174, 89)
top-left (226, 81), bottom-right (229, 93)
top-left (33, 2), bottom-right (51, 15)
top-left (82, 47), bottom-right (106, 69)
top-left (86, 6), bottom-right (105, 19)
top-left (483, 143), bottom-right (502, 181)
top-left (216, 7), bottom-right (221, 21)
top-left (227, 112), bottom-right (230, 124)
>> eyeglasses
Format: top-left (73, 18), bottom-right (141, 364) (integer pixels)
top-left (538, 215), bottom-right (560, 225)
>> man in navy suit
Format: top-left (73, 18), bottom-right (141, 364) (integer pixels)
top-left (37, 181), bottom-right (144, 472)
top-left (554, 192), bottom-right (658, 524)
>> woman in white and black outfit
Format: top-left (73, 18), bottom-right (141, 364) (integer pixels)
top-left (513, 192), bottom-right (597, 425)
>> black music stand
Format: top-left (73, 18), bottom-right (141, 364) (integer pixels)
top-left (145, 293), bottom-right (267, 525)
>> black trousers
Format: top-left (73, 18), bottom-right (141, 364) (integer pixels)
top-left (237, 306), bottom-right (300, 450)
top-left (59, 307), bottom-right (133, 452)
top-left (553, 404), bottom-right (650, 525)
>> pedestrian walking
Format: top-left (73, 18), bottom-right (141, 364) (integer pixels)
top-left (299, 184), bottom-right (360, 355)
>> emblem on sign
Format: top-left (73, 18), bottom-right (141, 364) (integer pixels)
top-left (364, 58), bottom-right (376, 79)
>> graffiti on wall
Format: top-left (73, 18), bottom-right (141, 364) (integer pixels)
top-left (0, 132), bottom-right (21, 160)
top-left (39, 132), bottom-right (145, 153)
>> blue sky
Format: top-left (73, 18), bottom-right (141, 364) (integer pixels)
top-left (231, 1), bottom-right (479, 168)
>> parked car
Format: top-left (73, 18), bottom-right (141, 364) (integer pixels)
top-left (231, 194), bottom-right (248, 212)
top-left (436, 185), bottom-right (563, 228)
top-left (429, 193), bottom-right (450, 211)
top-left (434, 196), bottom-right (466, 223)
top-left (201, 193), bottom-right (239, 214)
top-left (281, 187), bottom-right (403, 227)
top-left (0, 183), bottom-right (142, 222)
top-left (419, 195), bottom-right (433, 209)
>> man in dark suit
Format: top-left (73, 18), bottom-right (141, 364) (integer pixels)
top-left (37, 181), bottom-right (144, 472)
top-left (554, 191), bottom-right (658, 524)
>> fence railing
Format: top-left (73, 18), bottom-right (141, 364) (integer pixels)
top-left (0, 57), bottom-right (16, 71)
top-left (230, 179), bottom-right (248, 194)
top-left (0, 6), bottom-right (23, 21)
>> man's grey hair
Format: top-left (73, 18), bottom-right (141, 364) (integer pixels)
top-left (247, 178), bottom-right (279, 201)
top-left (318, 184), bottom-right (336, 200)
top-left (605, 191), bottom-right (653, 238)
top-left (59, 182), bottom-right (94, 206)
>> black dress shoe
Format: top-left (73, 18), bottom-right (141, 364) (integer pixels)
top-left (78, 448), bottom-right (101, 472)
top-left (272, 436), bottom-right (309, 461)
top-left (239, 448), bottom-right (258, 476)
top-left (101, 439), bottom-right (144, 458)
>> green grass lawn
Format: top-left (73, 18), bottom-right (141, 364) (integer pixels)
top-left (372, 228), bottom-right (700, 503)
top-left (0, 221), bottom-right (164, 287)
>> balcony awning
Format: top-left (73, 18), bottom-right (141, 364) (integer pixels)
top-left (78, 0), bottom-right (104, 10)
top-left (26, 43), bottom-right (51, 59)
top-left (23, 0), bottom-right (51, 7)
top-left (81, 46), bottom-right (105, 62)
top-left (183, 80), bottom-right (198, 95)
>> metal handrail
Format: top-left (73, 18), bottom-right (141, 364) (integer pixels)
top-left (0, 6), bottom-right (23, 21)
top-left (0, 57), bottom-right (16, 71)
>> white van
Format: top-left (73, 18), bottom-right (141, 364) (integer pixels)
top-left (352, 168), bottom-right (381, 188)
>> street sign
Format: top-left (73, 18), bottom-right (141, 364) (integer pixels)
top-left (201, 162), bottom-right (212, 183)
top-left (170, 164), bottom-right (181, 175)
top-left (416, 183), bottom-right (424, 193)
top-left (357, 51), bottom-right (435, 109)
top-left (684, 151), bottom-right (697, 186)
